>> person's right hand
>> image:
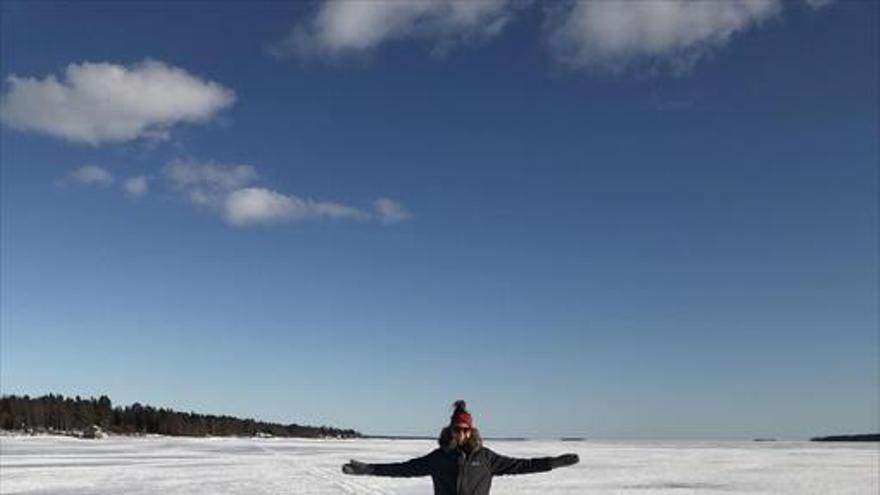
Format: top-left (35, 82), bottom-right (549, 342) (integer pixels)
top-left (342, 459), bottom-right (373, 475)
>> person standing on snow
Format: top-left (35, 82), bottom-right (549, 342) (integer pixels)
top-left (342, 400), bottom-right (580, 495)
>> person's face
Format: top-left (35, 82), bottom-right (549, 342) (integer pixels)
top-left (452, 423), bottom-right (472, 444)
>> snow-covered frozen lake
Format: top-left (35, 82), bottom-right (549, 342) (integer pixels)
top-left (1, 435), bottom-right (876, 494)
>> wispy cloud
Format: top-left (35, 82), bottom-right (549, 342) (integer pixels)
top-left (162, 158), bottom-right (410, 227)
top-left (374, 198), bottom-right (413, 224)
top-left (276, 0), bottom-right (832, 74)
top-left (271, 0), bottom-right (521, 59)
top-left (163, 158), bottom-right (259, 207)
top-left (65, 165), bottom-right (114, 187)
top-left (123, 175), bottom-right (149, 198)
top-left (803, 0), bottom-right (835, 8)
top-left (541, 0), bottom-right (835, 73)
top-left (1, 60), bottom-right (235, 145)
top-left (545, 0), bottom-right (784, 73)
top-left (224, 187), bottom-right (371, 226)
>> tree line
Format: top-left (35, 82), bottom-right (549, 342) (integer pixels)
top-left (0, 394), bottom-right (360, 438)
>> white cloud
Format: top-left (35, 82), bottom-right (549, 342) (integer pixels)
top-left (67, 165), bottom-right (114, 187)
top-left (163, 158), bottom-right (259, 206)
top-left (272, 0), bottom-right (520, 58)
top-left (0, 60), bottom-right (235, 145)
top-left (275, 1), bottom-right (829, 73)
top-left (224, 187), bottom-right (371, 226)
top-left (545, 0), bottom-right (787, 73)
top-left (123, 175), bottom-right (149, 198)
top-left (374, 197), bottom-right (413, 224)
top-left (64, 159), bottom-right (413, 227)
top-left (162, 158), bottom-right (404, 227)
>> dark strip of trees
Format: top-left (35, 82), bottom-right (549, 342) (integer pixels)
top-left (810, 434), bottom-right (879, 442)
top-left (0, 394), bottom-right (360, 438)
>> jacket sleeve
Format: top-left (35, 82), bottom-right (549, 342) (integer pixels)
top-left (370, 453), bottom-right (433, 477)
top-left (486, 449), bottom-right (553, 476)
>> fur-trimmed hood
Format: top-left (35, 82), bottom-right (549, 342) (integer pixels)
top-left (437, 425), bottom-right (483, 453)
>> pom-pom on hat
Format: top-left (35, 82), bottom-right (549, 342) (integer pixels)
top-left (451, 400), bottom-right (473, 428)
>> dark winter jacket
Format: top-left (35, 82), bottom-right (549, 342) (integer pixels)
top-left (368, 427), bottom-right (554, 495)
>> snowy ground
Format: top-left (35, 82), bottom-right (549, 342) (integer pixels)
top-left (1, 435), bottom-right (877, 494)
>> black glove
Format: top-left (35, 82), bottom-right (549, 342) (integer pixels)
top-left (549, 453), bottom-right (579, 469)
top-left (342, 459), bottom-right (374, 475)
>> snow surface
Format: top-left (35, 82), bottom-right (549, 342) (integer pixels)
top-left (1, 435), bottom-right (877, 494)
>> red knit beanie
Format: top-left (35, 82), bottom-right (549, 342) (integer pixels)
top-left (451, 400), bottom-right (473, 428)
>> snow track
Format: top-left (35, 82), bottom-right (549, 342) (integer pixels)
top-left (252, 440), bottom-right (392, 495)
top-left (307, 465), bottom-right (391, 495)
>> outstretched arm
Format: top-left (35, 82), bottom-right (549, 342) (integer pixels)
top-left (342, 454), bottom-right (432, 478)
top-left (488, 450), bottom-right (579, 476)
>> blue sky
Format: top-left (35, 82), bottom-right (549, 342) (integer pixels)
top-left (0, 0), bottom-right (876, 439)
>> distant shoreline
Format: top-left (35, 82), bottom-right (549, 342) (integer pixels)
top-left (810, 434), bottom-right (880, 442)
top-left (1, 394), bottom-right (361, 439)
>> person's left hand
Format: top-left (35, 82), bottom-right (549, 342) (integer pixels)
top-left (342, 459), bottom-right (373, 475)
top-left (550, 453), bottom-right (579, 469)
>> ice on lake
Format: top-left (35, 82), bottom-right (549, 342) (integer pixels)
top-left (1, 435), bottom-right (877, 494)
